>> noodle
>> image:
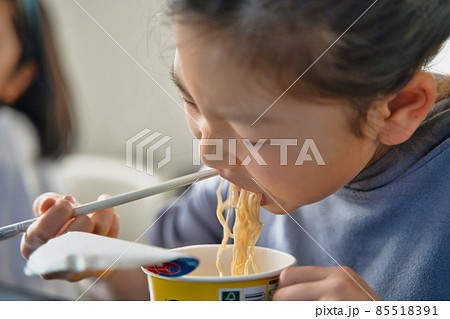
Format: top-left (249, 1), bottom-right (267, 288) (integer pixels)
top-left (216, 179), bottom-right (263, 276)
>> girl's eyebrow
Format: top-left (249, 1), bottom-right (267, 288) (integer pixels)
top-left (170, 66), bottom-right (194, 100)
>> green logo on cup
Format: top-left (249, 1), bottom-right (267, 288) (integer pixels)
top-left (220, 289), bottom-right (242, 301)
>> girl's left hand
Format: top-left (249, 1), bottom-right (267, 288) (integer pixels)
top-left (273, 266), bottom-right (382, 301)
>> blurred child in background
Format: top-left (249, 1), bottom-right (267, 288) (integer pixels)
top-left (0, 0), bottom-right (75, 299)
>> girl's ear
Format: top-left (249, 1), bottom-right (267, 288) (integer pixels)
top-left (377, 72), bottom-right (437, 145)
top-left (3, 60), bottom-right (38, 105)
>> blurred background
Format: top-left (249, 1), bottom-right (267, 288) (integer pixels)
top-left (1, 0), bottom-right (196, 300)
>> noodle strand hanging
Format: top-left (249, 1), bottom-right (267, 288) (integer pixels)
top-left (216, 180), bottom-right (263, 276)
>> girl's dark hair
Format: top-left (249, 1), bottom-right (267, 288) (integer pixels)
top-left (168, 0), bottom-right (450, 135)
top-left (7, 0), bottom-right (73, 158)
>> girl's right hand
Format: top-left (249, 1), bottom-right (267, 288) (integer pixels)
top-left (20, 192), bottom-right (119, 282)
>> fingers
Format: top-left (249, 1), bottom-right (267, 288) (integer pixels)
top-left (63, 195), bottom-right (78, 206)
top-left (59, 215), bottom-right (95, 235)
top-left (273, 280), bottom-right (327, 301)
top-left (90, 210), bottom-right (115, 236)
top-left (23, 192), bottom-right (120, 260)
top-left (278, 266), bottom-right (329, 289)
top-left (274, 266), bottom-right (330, 301)
top-left (22, 192), bottom-right (120, 283)
top-left (33, 192), bottom-right (61, 216)
top-left (53, 194), bottom-right (118, 237)
top-left (90, 195), bottom-right (119, 237)
top-left (108, 212), bottom-right (120, 238)
top-left (41, 269), bottom-right (113, 282)
top-left (273, 266), bottom-right (382, 301)
top-left (22, 198), bottom-right (74, 259)
top-left (57, 195), bottom-right (94, 235)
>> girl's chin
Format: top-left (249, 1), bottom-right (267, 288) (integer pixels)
top-left (260, 197), bottom-right (301, 215)
top-left (261, 204), bottom-right (287, 215)
top-left (260, 200), bottom-right (288, 215)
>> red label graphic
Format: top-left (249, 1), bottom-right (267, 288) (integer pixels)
top-left (143, 262), bottom-right (181, 275)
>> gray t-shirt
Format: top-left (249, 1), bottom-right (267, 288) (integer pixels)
top-left (149, 98), bottom-right (450, 300)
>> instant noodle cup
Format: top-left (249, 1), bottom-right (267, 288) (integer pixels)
top-left (142, 244), bottom-right (297, 301)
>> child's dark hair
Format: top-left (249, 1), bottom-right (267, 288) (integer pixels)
top-left (7, 0), bottom-right (72, 158)
top-left (168, 0), bottom-right (450, 135)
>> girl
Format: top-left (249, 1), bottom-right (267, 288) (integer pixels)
top-left (21, 0), bottom-right (450, 300)
top-left (0, 0), bottom-right (74, 299)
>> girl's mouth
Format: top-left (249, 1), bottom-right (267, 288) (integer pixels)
top-left (215, 169), bottom-right (267, 206)
top-left (260, 193), bottom-right (267, 206)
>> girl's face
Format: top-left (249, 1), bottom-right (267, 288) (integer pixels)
top-left (174, 24), bottom-right (386, 214)
top-left (0, 0), bottom-right (22, 102)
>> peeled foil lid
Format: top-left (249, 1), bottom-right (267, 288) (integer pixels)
top-left (24, 232), bottom-right (197, 276)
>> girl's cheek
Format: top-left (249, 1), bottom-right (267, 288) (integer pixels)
top-left (257, 144), bottom-right (302, 167)
top-left (186, 114), bottom-right (202, 140)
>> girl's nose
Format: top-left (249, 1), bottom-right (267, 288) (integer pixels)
top-left (199, 137), bottom-right (240, 170)
top-left (197, 121), bottom-right (239, 170)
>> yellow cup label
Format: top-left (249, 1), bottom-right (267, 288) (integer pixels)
top-left (149, 276), bottom-right (280, 301)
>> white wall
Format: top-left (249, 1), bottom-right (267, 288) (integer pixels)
top-left (43, 0), bottom-right (195, 179)
top-left (428, 39), bottom-right (450, 75)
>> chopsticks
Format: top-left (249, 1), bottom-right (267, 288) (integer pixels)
top-left (0, 169), bottom-right (218, 241)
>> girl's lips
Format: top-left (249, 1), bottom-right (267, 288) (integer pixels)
top-left (260, 193), bottom-right (267, 206)
top-left (216, 170), bottom-right (255, 193)
top-left (216, 169), bottom-right (267, 205)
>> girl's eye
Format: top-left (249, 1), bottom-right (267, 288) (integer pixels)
top-left (182, 97), bottom-right (198, 109)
